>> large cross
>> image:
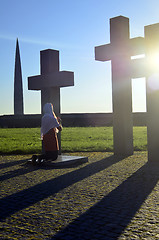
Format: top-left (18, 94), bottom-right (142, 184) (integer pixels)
top-left (95, 16), bottom-right (145, 156)
top-left (28, 49), bottom-right (74, 153)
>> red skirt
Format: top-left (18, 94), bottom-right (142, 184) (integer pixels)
top-left (43, 128), bottom-right (59, 152)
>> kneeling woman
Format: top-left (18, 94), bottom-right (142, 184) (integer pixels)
top-left (32, 103), bottom-right (62, 164)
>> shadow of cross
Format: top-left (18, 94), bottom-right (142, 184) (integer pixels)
top-left (28, 49), bottom-right (74, 152)
top-left (95, 15), bottom-right (145, 156)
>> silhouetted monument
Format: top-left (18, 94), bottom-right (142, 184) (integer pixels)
top-left (28, 49), bottom-right (74, 152)
top-left (145, 23), bottom-right (159, 162)
top-left (14, 38), bottom-right (24, 115)
top-left (95, 16), bottom-right (145, 156)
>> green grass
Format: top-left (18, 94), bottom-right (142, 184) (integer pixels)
top-left (62, 127), bottom-right (114, 152)
top-left (0, 127), bottom-right (147, 154)
top-left (0, 128), bottom-right (41, 154)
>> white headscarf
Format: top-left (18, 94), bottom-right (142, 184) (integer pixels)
top-left (41, 103), bottom-right (59, 138)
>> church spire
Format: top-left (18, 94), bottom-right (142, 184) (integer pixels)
top-left (14, 38), bottom-right (24, 115)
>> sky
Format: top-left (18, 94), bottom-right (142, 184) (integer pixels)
top-left (0, 0), bottom-right (159, 115)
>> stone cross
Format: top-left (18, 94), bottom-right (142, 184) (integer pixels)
top-left (145, 23), bottom-right (159, 162)
top-left (28, 49), bottom-right (74, 153)
top-left (95, 16), bottom-right (145, 156)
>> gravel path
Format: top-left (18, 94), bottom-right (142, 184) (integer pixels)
top-left (0, 152), bottom-right (159, 239)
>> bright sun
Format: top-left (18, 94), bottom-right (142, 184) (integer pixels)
top-left (131, 52), bottom-right (159, 71)
top-left (149, 52), bottom-right (159, 70)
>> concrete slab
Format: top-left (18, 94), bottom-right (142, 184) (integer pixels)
top-left (51, 155), bottom-right (88, 166)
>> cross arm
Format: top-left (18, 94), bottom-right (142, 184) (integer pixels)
top-left (95, 43), bottom-right (112, 61)
top-left (28, 71), bottom-right (74, 90)
top-left (129, 37), bottom-right (145, 56)
top-left (95, 37), bottom-right (145, 62)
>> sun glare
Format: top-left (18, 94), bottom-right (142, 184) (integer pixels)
top-left (131, 52), bottom-right (159, 72)
top-left (148, 51), bottom-right (159, 71)
top-left (147, 73), bottom-right (159, 91)
top-left (147, 50), bottom-right (159, 91)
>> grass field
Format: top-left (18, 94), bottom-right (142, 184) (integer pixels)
top-left (0, 127), bottom-right (147, 154)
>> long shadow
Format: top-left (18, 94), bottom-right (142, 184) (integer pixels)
top-left (0, 159), bottom-right (27, 169)
top-left (0, 159), bottom-right (88, 181)
top-left (0, 154), bottom-right (122, 221)
top-left (0, 164), bottom-right (39, 181)
top-left (51, 162), bottom-right (159, 240)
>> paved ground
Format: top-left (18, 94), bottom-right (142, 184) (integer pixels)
top-left (0, 152), bottom-right (159, 240)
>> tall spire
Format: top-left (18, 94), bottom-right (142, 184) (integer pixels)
top-left (14, 38), bottom-right (24, 115)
